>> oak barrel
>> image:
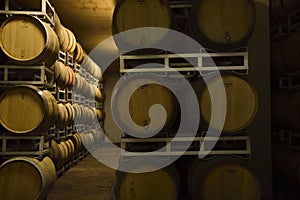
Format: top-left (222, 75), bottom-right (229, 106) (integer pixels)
top-left (112, 0), bottom-right (172, 53)
top-left (112, 75), bottom-right (177, 135)
top-left (196, 75), bottom-right (258, 133)
top-left (114, 163), bottom-right (179, 200)
top-left (186, 0), bottom-right (256, 51)
top-left (0, 156), bottom-right (56, 200)
top-left (187, 156), bottom-right (260, 200)
top-left (0, 85), bottom-right (58, 133)
top-left (0, 15), bottom-right (59, 67)
top-left (56, 103), bottom-right (69, 129)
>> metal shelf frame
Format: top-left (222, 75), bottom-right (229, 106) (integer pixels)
top-left (120, 49), bottom-right (249, 75)
top-left (0, 0), bottom-right (55, 26)
top-left (0, 135), bottom-right (50, 158)
top-left (120, 132), bottom-right (251, 157)
top-left (0, 65), bottom-right (54, 88)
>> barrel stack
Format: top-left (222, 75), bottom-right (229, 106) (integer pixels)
top-left (270, 0), bottom-right (300, 196)
top-left (110, 0), bottom-right (262, 200)
top-left (0, 0), bottom-right (106, 199)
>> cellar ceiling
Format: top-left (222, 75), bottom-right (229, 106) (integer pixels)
top-left (49, 0), bottom-right (117, 53)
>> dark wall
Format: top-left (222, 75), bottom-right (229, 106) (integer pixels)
top-left (246, 1), bottom-right (272, 199)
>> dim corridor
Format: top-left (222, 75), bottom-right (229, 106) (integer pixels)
top-left (48, 155), bottom-right (116, 200)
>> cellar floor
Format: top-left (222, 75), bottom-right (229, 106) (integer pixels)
top-left (48, 155), bottom-right (116, 200)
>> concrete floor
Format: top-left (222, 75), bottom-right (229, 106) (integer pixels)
top-left (48, 155), bottom-right (116, 200)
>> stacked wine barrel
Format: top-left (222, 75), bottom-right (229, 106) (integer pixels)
top-left (0, 2), bottom-right (106, 199)
top-left (111, 0), bottom-right (261, 200)
top-left (270, 1), bottom-right (300, 195)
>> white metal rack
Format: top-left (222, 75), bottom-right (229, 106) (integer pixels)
top-left (0, 135), bottom-right (50, 158)
top-left (120, 132), bottom-right (251, 157)
top-left (0, 0), bottom-right (55, 26)
top-left (0, 65), bottom-right (54, 87)
top-left (119, 48), bottom-right (249, 75)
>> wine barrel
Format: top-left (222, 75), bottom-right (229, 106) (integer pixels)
top-left (186, 0), bottom-right (256, 51)
top-left (72, 104), bottom-right (82, 122)
top-left (65, 28), bottom-right (77, 54)
top-left (49, 140), bottom-right (60, 164)
top-left (65, 140), bottom-right (74, 162)
top-left (74, 42), bottom-right (84, 63)
top-left (50, 61), bottom-right (62, 81)
top-left (56, 61), bottom-right (70, 90)
top-left (81, 56), bottom-right (103, 81)
top-left (66, 66), bottom-right (75, 90)
top-left (56, 141), bottom-right (69, 168)
top-left (196, 75), bottom-right (258, 133)
top-left (94, 108), bottom-right (105, 122)
top-left (272, 89), bottom-right (300, 131)
top-left (74, 73), bottom-right (84, 93)
top-left (0, 156), bottom-right (56, 200)
top-left (0, 15), bottom-right (59, 67)
top-left (113, 163), bottom-right (179, 200)
top-left (187, 156), bottom-right (260, 200)
top-left (65, 103), bottom-right (74, 126)
top-left (112, 0), bottom-right (172, 53)
top-left (42, 90), bottom-right (59, 129)
top-left (94, 85), bottom-right (105, 102)
top-left (0, 86), bottom-right (58, 134)
top-left (70, 133), bottom-right (82, 153)
top-left (112, 75), bottom-right (178, 135)
top-left (91, 129), bottom-right (105, 142)
top-left (56, 103), bottom-right (69, 129)
top-left (271, 31), bottom-right (300, 73)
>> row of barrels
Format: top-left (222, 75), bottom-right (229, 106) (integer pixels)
top-left (48, 130), bottom-right (104, 169)
top-left (0, 14), bottom-right (103, 81)
top-left (74, 73), bottom-right (105, 102)
top-left (112, 0), bottom-right (256, 52)
top-left (73, 104), bottom-right (105, 124)
top-left (113, 74), bottom-right (258, 135)
top-left (51, 61), bottom-right (75, 90)
top-left (0, 13), bottom-right (83, 67)
top-left (112, 156), bottom-right (260, 200)
top-left (53, 12), bottom-right (103, 81)
top-left (0, 129), bottom-right (105, 200)
top-left (0, 85), bottom-right (105, 134)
